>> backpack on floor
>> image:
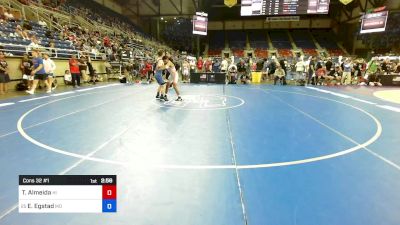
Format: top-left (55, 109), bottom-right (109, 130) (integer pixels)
top-left (119, 77), bottom-right (127, 83)
top-left (297, 79), bottom-right (305, 86)
top-left (16, 81), bottom-right (28, 91)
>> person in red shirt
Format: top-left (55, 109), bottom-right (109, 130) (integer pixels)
top-left (316, 66), bottom-right (334, 85)
top-left (197, 57), bottom-right (203, 72)
top-left (69, 55), bottom-right (81, 88)
top-left (103, 36), bottom-right (111, 47)
top-left (145, 60), bottom-right (153, 82)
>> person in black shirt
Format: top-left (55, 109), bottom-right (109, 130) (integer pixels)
top-left (268, 59), bottom-right (276, 80)
top-left (381, 58), bottom-right (389, 74)
top-left (256, 58), bottom-right (264, 72)
top-left (20, 53), bottom-right (33, 89)
top-left (353, 61), bottom-right (362, 82)
top-left (396, 62), bottom-right (400, 73)
top-left (87, 56), bottom-right (96, 85)
top-left (237, 59), bottom-right (247, 80)
top-left (325, 58), bottom-right (333, 72)
top-left (0, 51), bottom-right (9, 94)
top-left (308, 56), bottom-right (316, 84)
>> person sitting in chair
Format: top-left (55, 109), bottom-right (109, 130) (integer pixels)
top-left (274, 64), bottom-right (286, 85)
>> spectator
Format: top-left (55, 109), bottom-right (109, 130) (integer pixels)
top-left (26, 49), bottom-right (49, 95)
top-left (274, 63), bottom-right (286, 85)
top-left (295, 57), bottom-right (305, 80)
top-left (368, 71), bottom-right (382, 86)
top-left (46, 40), bottom-right (56, 56)
top-left (341, 58), bottom-right (353, 85)
top-left (43, 52), bottom-right (57, 93)
top-left (197, 56), bottom-right (203, 72)
top-left (20, 53), bottom-right (33, 89)
top-left (325, 57), bottom-right (333, 72)
top-left (221, 57), bottom-right (228, 73)
top-left (64, 70), bottom-right (72, 85)
top-left (307, 56), bottom-right (316, 84)
top-left (69, 55), bottom-right (81, 88)
top-left (212, 59), bottom-right (221, 73)
top-left (189, 58), bottom-right (196, 74)
top-left (267, 58), bottom-right (277, 80)
top-left (87, 56), bottom-right (96, 85)
top-left (182, 59), bottom-right (190, 82)
top-left (204, 58), bottom-right (212, 72)
top-left (0, 51), bottom-right (10, 94)
top-left (329, 65), bottom-right (342, 84)
top-left (366, 57), bottom-right (379, 77)
top-left (396, 62), bottom-right (400, 73)
top-left (28, 36), bottom-right (41, 51)
top-left (228, 61), bottom-right (237, 84)
top-left (4, 9), bottom-right (14, 21)
top-left (38, 20), bottom-right (47, 27)
top-left (15, 25), bottom-right (29, 40)
top-left (237, 59), bottom-right (247, 80)
top-left (78, 55), bottom-right (88, 82)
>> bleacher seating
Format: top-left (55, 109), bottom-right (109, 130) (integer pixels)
top-left (302, 48), bottom-right (318, 57)
top-left (202, 26), bottom-right (350, 58)
top-left (208, 49), bottom-right (221, 56)
top-left (0, 20), bottom-right (78, 57)
top-left (64, 0), bottom-right (145, 36)
top-left (232, 49), bottom-right (244, 57)
top-left (227, 30), bottom-right (246, 50)
top-left (269, 31), bottom-right (292, 49)
top-left (328, 49), bottom-right (345, 56)
top-left (254, 49), bottom-right (268, 58)
top-left (0, 6), bottom-right (22, 20)
top-left (248, 30), bottom-right (268, 49)
top-left (278, 49), bottom-right (292, 57)
top-left (291, 30), bottom-right (316, 49)
top-left (208, 31), bottom-right (225, 55)
top-left (312, 30), bottom-right (339, 49)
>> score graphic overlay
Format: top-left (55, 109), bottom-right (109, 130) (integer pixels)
top-left (19, 175), bottom-right (117, 213)
top-left (360, 11), bottom-right (388, 34)
top-left (193, 12), bottom-right (208, 35)
top-left (241, 0), bottom-right (330, 16)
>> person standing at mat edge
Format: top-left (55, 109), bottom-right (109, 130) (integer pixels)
top-left (69, 55), bottom-right (81, 88)
top-left (43, 52), bottom-right (57, 93)
top-left (26, 49), bottom-right (49, 95)
top-left (0, 51), bottom-right (10, 95)
top-left (155, 50), bottom-right (168, 101)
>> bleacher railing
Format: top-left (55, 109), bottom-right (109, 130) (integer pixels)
top-left (0, 43), bottom-right (106, 60)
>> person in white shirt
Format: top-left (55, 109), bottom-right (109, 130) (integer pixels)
top-left (43, 52), bottom-right (56, 93)
top-left (189, 59), bottom-right (196, 74)
top-left (4, 10), bottom-right (14, 20)
top-left (221, 58), bottom-right (228, 73)
top-left (64, 70), bottom-right (72, 85)
top-left (38, 20), bottom-right (47, 27)
top-left (227, 62), bottom-right (238, 84)
top-left (295, 57), bottom-right (305, 79)
top-left (28, 38), bottom-right (41, 52)
top-left (181, 59), bottom-right (190, 83)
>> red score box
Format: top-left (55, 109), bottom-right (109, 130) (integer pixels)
top-left (102, 185), bottom-right (117, 199)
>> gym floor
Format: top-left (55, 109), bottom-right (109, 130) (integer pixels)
top-left (0, 83), bottom-right (399, 225)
